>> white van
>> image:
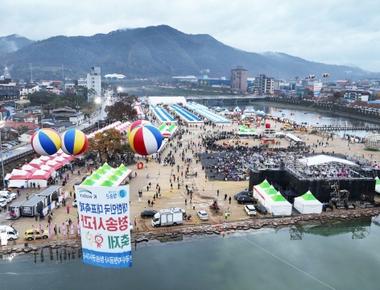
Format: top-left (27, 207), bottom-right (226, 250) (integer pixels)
top-left (0, 225), bottom-right (19, 241)
top-left (152, 208), bottom-right (184, 227)
top-left (0, 191), bottom-right (17, 203)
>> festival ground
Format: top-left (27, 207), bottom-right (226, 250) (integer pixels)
top-left (4, 116), bottom-right (380, 244)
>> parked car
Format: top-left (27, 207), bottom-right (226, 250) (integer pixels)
top-left (254, 204), bottom-right (268, 215)
top-left (24, 229), bottom-right (49, 241)
top-left (236, 195), bottom-right (255, 204)
top-left (0, 191), bottom-right (17, 203)
top-left (197, 210), bottom-right (209, 221)
top-left (244, 205), bottom-right (257, 216)
top-left (140, 209), bottom-right (157, 218)
top-left (234, 190), bottom-right (252, 200)
top-left (0, 198), bottom-right (8, 208)
top-left (0, 225), bottom-right (19, 241)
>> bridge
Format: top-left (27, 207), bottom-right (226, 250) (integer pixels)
top-left (312, 126), bottom-right (380, 132)
top-left (186, 95), bottom-right (267, 106)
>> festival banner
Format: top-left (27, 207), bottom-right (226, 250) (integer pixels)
top-left (75, 185), bottom-right (132, 268)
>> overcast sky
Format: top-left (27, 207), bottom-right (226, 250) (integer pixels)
top-left (1, 0), bottom-right (379, 71)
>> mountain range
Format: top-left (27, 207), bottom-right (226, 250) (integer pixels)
top-left (0, 25), bottom-right (377, 80)
top-left (0, 34), bottom-right (33, 56)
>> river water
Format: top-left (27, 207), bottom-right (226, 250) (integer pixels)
top-left (230, 103), bottom-right (379, 138)
top-left (1, 218), bottom-right (379, 290)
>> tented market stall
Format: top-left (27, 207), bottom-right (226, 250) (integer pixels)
top-left (158, 123), bottom-right (178, 138)
top-left (293, 191), bottom-right (323, 214)
top-left (81, 163), bottom-right (132, 187)
top-left (253, 179), bottom-right (292, 216)
top-left (238, 125), bottom-right (258, 136)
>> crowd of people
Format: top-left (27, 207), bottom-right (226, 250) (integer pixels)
top-left (199, 132), bottom-right (311, 181)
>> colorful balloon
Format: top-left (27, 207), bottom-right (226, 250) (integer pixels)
top-left (127, 120), bottom-right (151, 135)
top-left (31, 128), bottom-right (61, 156)
top-left (128, 124), bottom-right (163, 155)
top-left (61, 129), bottom-right (89, 155)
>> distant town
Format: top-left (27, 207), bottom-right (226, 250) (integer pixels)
top-left (1, 65), bottom-right (380, 137)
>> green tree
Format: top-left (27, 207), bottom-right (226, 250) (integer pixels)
top-left (105, 101), bottom-right (137, 121)
top-left (89, 128), bottom-right (125, 162)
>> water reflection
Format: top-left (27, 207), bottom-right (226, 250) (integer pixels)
top-left (288, 217), bottom-right (372, 240)
top-left (0, 247), bottom-right (83, 265)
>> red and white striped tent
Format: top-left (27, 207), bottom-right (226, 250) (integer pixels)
top-left (7, 169), bottom-right (32, 188)
top-left (29, 158), bottom-right (44, 168)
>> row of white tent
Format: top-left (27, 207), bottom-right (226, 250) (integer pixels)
top-left (5, 150), bottom-right (75, 188)
top-left (87, 121), bottom-right (131, 139)
top-left (253, 180), bottom-right (323, 216)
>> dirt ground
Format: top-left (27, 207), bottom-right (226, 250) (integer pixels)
top-left (2, 116), bottom-right (380, 244)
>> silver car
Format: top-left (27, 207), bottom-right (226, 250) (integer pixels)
top-left (197, 210), bottom-right (209, 221)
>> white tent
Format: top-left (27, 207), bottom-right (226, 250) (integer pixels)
top-left (8, 169), bottom-right (31, 188)
top-left (21, 164), bottom-right (37, 173)
top-left (375, 177), bottom-right (380, 194)
top-left (253, 180), bottom-right (292, 216)
top-left (298, 155), bottom-right (357, 167)
top-left (28, 170), bottom-right (51, 188)
top-left (294, 191), bottom-right (323, 214)
top-left (39, 156), bottom-right (53, 162)
top-left (29, 158), bottom-right (44, 168)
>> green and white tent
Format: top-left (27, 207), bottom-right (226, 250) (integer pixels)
top-left (238, 125), bottom-right (257, 136)
top-left (81, 163), bottom-right (132, 187)
top-left (158, 123), bottom-right (178, 138)
top-left (253, 179), bottom-right (292, 216)
top-left (375, 177), bottom-right (380, 194)
top-left (294, 191), bottom-right (322, 214)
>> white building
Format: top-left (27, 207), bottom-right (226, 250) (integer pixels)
top-left (86, 66), bottom-right (102, 101)
top-left (77, 78), bottom-right (87, 87)
top-left (254, 74), bottom-right (274, 95)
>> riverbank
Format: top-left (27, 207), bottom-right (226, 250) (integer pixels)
top-left (1, 207), bottom-right (379, 256)
top-left (263, 98), bottom-right (380, 125)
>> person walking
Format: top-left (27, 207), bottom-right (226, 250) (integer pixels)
top-left (228, 196), bottom-right (232, 204)
top-left (224, 194), bottom-right (227, 201)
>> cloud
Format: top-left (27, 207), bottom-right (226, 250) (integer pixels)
top-left (0, 0), bottom-right (379, 71)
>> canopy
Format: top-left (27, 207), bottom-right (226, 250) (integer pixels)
top-left (258, 179), bottom-right (271, 189)
top-left (294, 191), bottom-right (323, 214)
top-left (81, 163), bottom-right (132, 187)
top-left (21, 164), bottom-right (37, 173)
top-left (9, 169), bottom-right (32, 180)
top-left (46, 160), bottom-right (63, 170)
top-left (39, 156), bottom-right (53, 162)
top-left (158, 123), bottom-right (178, 138)
top-left (30, 169), bottom-right (51, 180)
top-left (238, 125), bottom-right (257, 136)
top-left (253, 180), bottom-right (292, 216)
top-left (40, 164), bottom-right (54, 172)
top-left (87, 121), bottom-right (131, 139)
top-left (29, 158), bottom-right (44, 168)
top-left (298, 154), bottom-right (357, 167)
top-left (285, 133), bottom-right (304, 143)
top-left (53, 156), bottom-right (69, 164)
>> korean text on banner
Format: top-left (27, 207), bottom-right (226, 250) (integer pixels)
top-left (75, 185), bottom-right (132, 268)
